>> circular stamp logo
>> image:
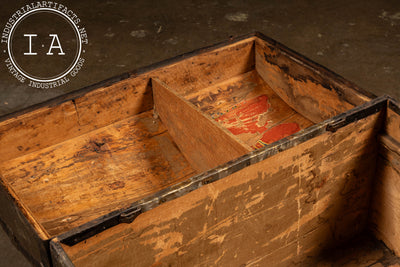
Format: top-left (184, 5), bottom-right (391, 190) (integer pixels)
top-left (2, 2), bottom-right (88, 88)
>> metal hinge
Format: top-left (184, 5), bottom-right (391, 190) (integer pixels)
top-left (119, 206), bottom-right (142, 224)
top-left (326, 118), bottom-right (346, 132)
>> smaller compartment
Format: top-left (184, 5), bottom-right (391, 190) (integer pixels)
top-left (183, 70), bottom-right (314, 149)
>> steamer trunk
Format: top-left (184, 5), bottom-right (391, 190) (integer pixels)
top-left (0, 33), bottom-right (399, 266)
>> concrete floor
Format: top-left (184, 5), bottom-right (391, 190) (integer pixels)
top-left (0, 0), bottom-right (399, 266)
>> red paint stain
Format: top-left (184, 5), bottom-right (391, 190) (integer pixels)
top-left (215, 95), bottom-right (270, 135)
top-left (214, 95), bottom-right (301, 149)
top-left (253, 123), bottom-right (300, 149)
top-left (108, 181), bottom-right (125, 190)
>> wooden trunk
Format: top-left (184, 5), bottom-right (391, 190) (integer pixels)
top-left (0, 32), bottom-right (399, 266)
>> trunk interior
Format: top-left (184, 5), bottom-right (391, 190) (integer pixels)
top-left (0, 35), bottom-right (398, 266)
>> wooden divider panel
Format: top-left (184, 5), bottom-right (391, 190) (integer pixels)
top-left (61, 109), bottom-right (381, 267)
top-left (152, 78), bottom-right (250, 172)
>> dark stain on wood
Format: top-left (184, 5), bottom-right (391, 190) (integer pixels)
top-left (107, 181), bottom-right (125, 190)
top-left (87, 139), bottom-right (110, 153)
top-left (263, 50), bottom-right (344, 95)
top-left (255, 38), bottom-right (371, 123)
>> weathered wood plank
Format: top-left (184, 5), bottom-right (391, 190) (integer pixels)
top-left (150, 38), bottom-right (255, 96)
top-left (0, 110), bottom-right (196, 236)
top-left (370, 134), bottom-right (400, 256)
top-left (0, 76), bottom-right (153, 162)
top-left (385, 107), bottom-right (400, 143)
top-left (152, 78), bottom-right (250, 172)
top-left (62, 111), bottom-right (381, 267)
top-left (255, 38), bottom-right (370, 123)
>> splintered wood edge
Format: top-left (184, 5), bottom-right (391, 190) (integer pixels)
top-left (53, 95), bottom-right (389, 251)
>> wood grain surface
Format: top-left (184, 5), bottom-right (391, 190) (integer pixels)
top-left (149, 38), bottom-right (255, 96)
top-left (385, 107), bottom-right (400, 143)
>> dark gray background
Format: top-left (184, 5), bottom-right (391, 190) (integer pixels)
top-left (1, 0), bottom-right (399, 265)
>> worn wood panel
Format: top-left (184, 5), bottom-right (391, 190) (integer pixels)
top-left (0, 76), bottom-right (153, 162)
top-left (370, 134), bottom-right (400, 256)
top-left (385, 107), bottom-right (400, 143)
top-left (153, 79), bottom-right (250, 172)
top-left (0, 101), bottom-right (80, 162)
top-left (71, 76), bottom-right (153, 131)
top-left (255, 38), bottom-right (370, 123)
top-left (0, 110), bottom-right (196, 236)
top-left (185, 70), bottom-right (313, 149)
top-left (150, 38), bottom-right (255, 96)
top-left (62, 112), bottom-right (381, 267)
